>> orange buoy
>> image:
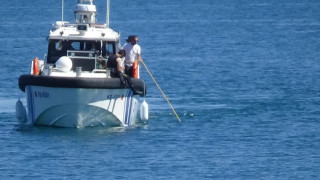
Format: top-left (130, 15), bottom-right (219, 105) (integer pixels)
top-left (33, 57), bottom-right (39, 75)
top-left (132, 61), bottom-right (139, 78)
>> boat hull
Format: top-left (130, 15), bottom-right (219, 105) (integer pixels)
top-left (24, 85), bottom-right (140, 128)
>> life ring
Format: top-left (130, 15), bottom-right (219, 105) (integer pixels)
top-left (132, 61), bottom-right (139, 78)
top-left (33, 57), bottom-right (39, 75)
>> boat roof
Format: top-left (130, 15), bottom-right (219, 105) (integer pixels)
top-left (49, 22), bottom-right (120, 41)
top-left (49, 0), bottom-right (119, 42)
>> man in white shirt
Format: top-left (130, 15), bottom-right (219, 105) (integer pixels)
top-left (122, 35), bottom-right (143, 77)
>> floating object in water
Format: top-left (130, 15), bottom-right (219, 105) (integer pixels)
top-left (140, 100), bottom-right (149, 121)
top-left (15, 99), bottom-right (27, 123)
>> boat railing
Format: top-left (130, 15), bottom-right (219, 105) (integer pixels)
top-left (67, 50), bottom-right (99, 71)
top-left (54, 22), bottom-right (106, 29)
top-left (66, 50), bottom-right (108, 72)
top-left (67, 50), bottom-right (97, 59)
top-left (92, 69), bottom-right (106, 73)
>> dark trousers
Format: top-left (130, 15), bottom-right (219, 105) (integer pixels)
top-left (118, 72), bottom-right (136, 93)
top-left (114, 66), bottom-right (141, 95)
top-left (125, 66), bottom-right (133, 77)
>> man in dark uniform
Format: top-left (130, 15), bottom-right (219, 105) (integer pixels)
top-left (107, 50), bottom-right (141, 95)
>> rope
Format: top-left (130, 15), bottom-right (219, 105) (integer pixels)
top-left (140, 61), bottom-right (181, 122)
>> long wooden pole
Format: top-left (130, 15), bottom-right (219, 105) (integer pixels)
top-left (140, 61), bottom-right (181, 122)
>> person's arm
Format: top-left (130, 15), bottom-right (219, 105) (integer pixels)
top-left (135, 45), bottom-right (143, 62)
top-left (136, 53), bottom-right (143, 62)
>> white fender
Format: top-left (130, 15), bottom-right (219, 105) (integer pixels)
top-left (140, 100), bottom-right (149, 121)
top-left (16, 99), bottom-right (27, 123)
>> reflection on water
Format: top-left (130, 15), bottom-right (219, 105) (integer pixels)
top-left (13, 120), bottom-right (149, 137)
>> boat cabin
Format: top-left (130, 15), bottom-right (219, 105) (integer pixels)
top-left (46, 0), bottom-right (120, 72)
top-left (47, 39), bottom-right (117, 71)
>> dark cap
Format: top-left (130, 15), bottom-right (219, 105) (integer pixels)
top-left (126, 35), bottom-right (133, 43)
top-left (118, 49), bottom-right (126, 56)
top-left (126, 35), bottom-right (138, 43)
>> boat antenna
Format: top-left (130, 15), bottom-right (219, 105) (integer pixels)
top-left (106, 0), bottom-right (110, 27)
top-left (62, 0), bottom-right (64, 22)
top-left (141, 61), bottom-right (182, 122)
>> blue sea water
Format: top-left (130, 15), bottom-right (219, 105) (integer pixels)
top-left (1, 0), bottom-right (320, 179)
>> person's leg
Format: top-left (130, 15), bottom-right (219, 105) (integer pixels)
top-left (123, 73), bottom-right (142, 95)
top-left (118, 72), bottom-right (126, 88)
top-left (125, 66), bottom-right (133, 77)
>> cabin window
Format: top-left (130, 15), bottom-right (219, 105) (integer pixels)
top-left (74, 13), bottom-right (96, 23)
top-left (72, 42), bottom-right (81, 50)
top-left (55, 41), bottom-right (62, 50)
top-left (105, 43), bottom-right (115, 55)
top-left (47, 40), bottom-right (117, 63)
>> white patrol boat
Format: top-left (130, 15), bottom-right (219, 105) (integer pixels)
top-left (17, 0), bottom-right (148, 128)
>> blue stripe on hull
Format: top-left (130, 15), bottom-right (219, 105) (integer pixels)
top-left (26, 86), bottom-right (35, 123)
top-left (124, 90), bottom-right (133, 125)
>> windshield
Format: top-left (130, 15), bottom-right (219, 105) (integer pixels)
top-left (47, 39), bottom-right (116, 63)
